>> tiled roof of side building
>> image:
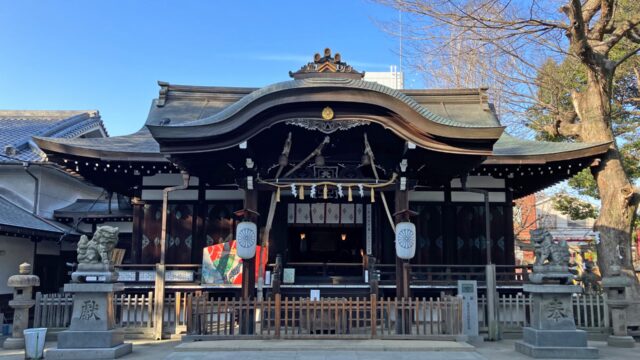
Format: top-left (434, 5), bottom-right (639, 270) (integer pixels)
top-left (0, 110), bottom-right (107, 162)
top-left (0, 195), bottom-right (77, 236)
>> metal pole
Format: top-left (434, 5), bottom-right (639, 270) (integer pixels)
top-left (153, 171), bottom-right (189, 340)
top-left (461, 175), bottom-right (499, 340)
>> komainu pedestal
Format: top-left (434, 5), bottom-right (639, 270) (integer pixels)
top-left (515, 284), bottom-right (598, 358)
top-left (46, 226), bottom-right (132, 359)
top-left (515, 229), bottom-right (598, 358)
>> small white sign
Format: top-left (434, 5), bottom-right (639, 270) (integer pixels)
top-left (85, 276), bottom-right (97, 282)
top-left (310, 289), bottom-right (320, 301)
top-left (264, 271), bottom-right (272, 286)
top-left (117, 271), bottom-right (136, 282)
top-left (166, 270), bottom-right (194, 282)
top-left (283, 268), bottom-right (295, 284)
top-left (138, 271), bottom-right (156, 282)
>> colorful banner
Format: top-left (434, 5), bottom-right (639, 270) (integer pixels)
top-left (201, 240), bottom-right (267, 285)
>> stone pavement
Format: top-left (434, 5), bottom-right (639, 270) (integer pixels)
top-left (0, 338), bottom-right (637, 359)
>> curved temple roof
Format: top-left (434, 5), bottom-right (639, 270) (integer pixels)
top-left (146, 77), bottom-right (506, 156)
top-left (30, 50), bottom-right (612, 199)
top-left (33, 80), bottom-right (609, 166)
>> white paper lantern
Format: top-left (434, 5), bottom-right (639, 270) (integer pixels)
top-left (395, 222), bottom-right (416, 260)
top-left (236, 221), bottom-right (257, 259)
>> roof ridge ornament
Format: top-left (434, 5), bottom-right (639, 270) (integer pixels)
top-left (289, 48), bottom-right (364, 80)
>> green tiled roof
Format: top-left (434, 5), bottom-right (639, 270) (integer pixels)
top-left (178, 78), bottom-right (498, 129)
top-left (492, 133), bottom-right (610, 157)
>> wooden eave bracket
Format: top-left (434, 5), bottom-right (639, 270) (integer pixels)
top-left (392, 209), bottom-right (419, 218)
top-left (234, 209), bottom-right (260, 219)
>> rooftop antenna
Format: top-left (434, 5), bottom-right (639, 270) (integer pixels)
top-left (398, 9), bottom-right (403, 89)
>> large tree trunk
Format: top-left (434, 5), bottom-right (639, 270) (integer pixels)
top-left (573, 70), bottom-right (639, 281)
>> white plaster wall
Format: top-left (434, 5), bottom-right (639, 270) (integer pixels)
top-left (37, 167), bottom-right (104, 219)
top-left (409, 191), bottom-right (445, 202)
top-left (0, 165), bottom-right (104, 219)
top-left (450, 176), bottom-right (505, 189)
top-left (0, 235), bottom-right (34, 295)
top-left (451, 191), bottom-right (506, 203)
top-left (0, 167), bottom-right (35, 212)
top-left (142, 189), bottom-right (244, 201)
top-left (142, 173), bottom-right (199, 186)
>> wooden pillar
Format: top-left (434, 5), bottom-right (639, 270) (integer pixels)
top-left (193, 184), bottom-right (206, 263)
top-left (131, 198), bottom-right (143, 264)
top-left (504, 186), bottom-right (515, 265)
top-left (394, 186), bottom-right (411, 334)
top-left (240, 188), bottom-right (257, 334)
top-left (241, 188), bottom-right (258, 300)
top-left (443, 184), bottom-right (455, 266)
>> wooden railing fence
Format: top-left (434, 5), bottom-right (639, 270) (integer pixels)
top-left (32, 291), bottom-right (610, 339)
top-left (186, 294), bottom-right (462, 339)
top-left (478, 293), bottom-right (610, 334)
top-left (33, 291), bottom-right (189, 337)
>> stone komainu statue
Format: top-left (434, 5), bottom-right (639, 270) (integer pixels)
top-left (530, 228), bottom-right (570, 267)
top-left (77, 226), bottom-right (119, 266)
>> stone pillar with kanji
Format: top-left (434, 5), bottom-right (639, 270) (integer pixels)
top-left (46, 226), bottom-right (132, 360)
top-left (515, 229), bottom-right (598, 359)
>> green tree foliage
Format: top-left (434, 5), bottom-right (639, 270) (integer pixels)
top-left (552, 193), bottom-right (599, 220)
top-left (527, 48), bottom-right (640, 200)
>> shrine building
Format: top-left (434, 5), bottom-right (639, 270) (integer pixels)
top-left (34, 49), bottom-right (610, 298)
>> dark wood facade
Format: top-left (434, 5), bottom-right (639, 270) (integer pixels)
top-left (34, 50), bottom-right (610, 296)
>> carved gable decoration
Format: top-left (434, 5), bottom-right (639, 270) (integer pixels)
top-left (290, 48), bottom-right (364, 80)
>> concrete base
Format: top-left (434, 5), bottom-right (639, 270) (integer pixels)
top-left (2, 337), bottom-right (24, 350)
top-left (465, 335), bottom-right (484, 345)
top-left (175, 339), bottom-right (475, 352)
top-left (45, 342), bottom-right (132, 359)
top-left (515, 341), bottom-right (599, 359)
top-left (515, 328), bottom-right (599, 358)
top-left (607, 335), bottom-right (636, 348)
top-left (58, 330), bottom-right (125, 349)
top-left (522, 328), bottom-right (589, 347)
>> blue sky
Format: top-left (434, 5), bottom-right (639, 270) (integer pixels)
top-left (0, 0), bottom-right (410, 135)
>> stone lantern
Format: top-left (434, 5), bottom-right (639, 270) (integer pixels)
top-left (601, 264), bottom-right (635, 348)
top-left (2, 262), bottom-right (40, 349)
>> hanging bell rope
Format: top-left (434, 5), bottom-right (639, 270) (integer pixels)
top-left (364, 133), bottom-right (395, 231)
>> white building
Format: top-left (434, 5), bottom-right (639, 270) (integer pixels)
top-left (0, 110), bottom-right (110, 300)
top-left (364, 66), bottom-right (404, 89)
